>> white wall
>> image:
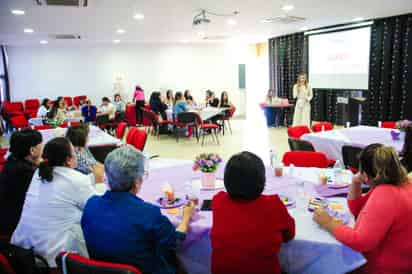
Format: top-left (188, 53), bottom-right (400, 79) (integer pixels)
top-left (7, 43), bottom-right (248, 115)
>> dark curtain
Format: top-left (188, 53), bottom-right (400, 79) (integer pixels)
top-left (363, 13), bottom-right (412, 125)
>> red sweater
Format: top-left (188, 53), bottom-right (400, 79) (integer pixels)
top-left (334, 183), bottom-right (412, 274)
top-left (211, 192), bottom-right (295, 274)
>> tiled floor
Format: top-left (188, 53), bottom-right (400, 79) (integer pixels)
top-left (145, 118), bottom-right (290, 164)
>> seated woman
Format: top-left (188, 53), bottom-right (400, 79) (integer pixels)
top-left (46, 97), bottom-right (68, 126)
top-left (205, 90), bottom-right (219, 107)
top-left (81, 100), bottom-right (98, 123)
top-left (37, 98), bottom-right (50, 118)
top-left (0, 129), bottom-right (42, 238)
top-left (113, 93), bottom-right (126, 121)
top-left (314, 144), bottom-right (412, 273)
top-left (219, 91), bottom-right (233, 108)
top-left (66, 125), bottom-right (103, 175)
top-left (173, 92), bottom-right (188, 116)
top-left (184, 90), bottom-right (196, 107)
top-left (81, 145), bottom-right (195, 274)
top-left (211, 151), bottom-right (295, 274)
top-left (11, 137), bottom-right (104, 267)
top-left (149, 91), bottom-right (168, 120)
top-left (165, 89), bottom-right (174, 107)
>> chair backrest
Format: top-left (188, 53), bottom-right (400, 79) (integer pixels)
top-left (282, 151), bottom-right (329, 168)
top-left (229, 106), bottom-right (236, 118)
top-left (64, 97), bottom-right (73, 107)
top-left (342, 145), bottom-right (363, 170)
top-left (312, 122), bottom-right (333, 132)
top-left (116, 122), bottom-right (128, 139)
top-left (288, 138), bottom-right (315, 151)
top-left (125, 104), bottom-right (136, 126)
top-left (73, 96), bottom-right (87, 107)
top-left (24, 99), bottom-right (40, 110)
top-left (382, 121), bottom-right (397, 129)
top-left (0, 253), bottom-right (16, 274)
top-left (141, 108), bottom-right (155, 127)
top-left (126, 127), bottom-right (138, 145)
top-left (287, 125), bottom-right (311, 139)
top-left (10, 116), bottom-right (28, 129)
top-left (126, 127), bottom-right (147, 151)
top-left (56, 251), bottom-right (142, 274)
top-left (4, 102), bottom-right (24, 113)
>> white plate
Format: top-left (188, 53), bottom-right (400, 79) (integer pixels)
top-left (192, 179), bottom-right (225, 190)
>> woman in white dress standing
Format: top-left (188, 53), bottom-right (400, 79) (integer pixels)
top-left (292, 73), bottom-right (313, 127)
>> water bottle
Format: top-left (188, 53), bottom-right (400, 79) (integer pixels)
top-left (289, 163), bottom-right (295, 177)
top-left (333, 160), bottom-right (343, 183)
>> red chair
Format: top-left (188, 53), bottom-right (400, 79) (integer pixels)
top-left (3, 101), bottom-right (24, 117)
top-left (60, 121), bottom-right (82, 128)
top-left (125, 104), bottom-right (137, 126)
top-left (0, 253), bottom-right (16, 274)
top-left (116, 122), bottom-right (128, 139)
top-left (312, 122), bottom-right (333, 132)
top-left (287, 125), bottom-right (311, 139)
top-left (73, 96), bottom-right (87, 108)
top-left (0, 148), bottom-right (7, 171)
top-left (10, 116), bottom-right (28, 129)
top-left (64, 97), bottom-right (73, 107)
top-left (382, 121), bottom-right (397, 129)
top-left (282, 151), bottom-right (329, 168)
top-left (24, 99), bottom-right (40, 118)
top-left (33, 125), bottom-right (53, 130)
top-left (56, 251), bottom-right (142, 274)
top-left (141, 109), bottom-right (172, 137)
top-left (126, 127), bottom-right (147, 151)
top-left (218, 106), bottom-right (236, 135)
top-left (191, 112), bottom-right (220, 145)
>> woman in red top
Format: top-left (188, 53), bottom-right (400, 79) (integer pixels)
top-left (211, 151), bottom-right (295, 274)
top-left (314, 144), bottom-right (412, 274)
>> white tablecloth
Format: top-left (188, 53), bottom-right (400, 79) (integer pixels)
top-left (40, 125), bottom-right (122, 147)
top-left (165, 107), bottom-right (227, 121)
top-left (130, 159), bottom-right (366, 274)
top-left (302, 126), bottom-right (405, 162)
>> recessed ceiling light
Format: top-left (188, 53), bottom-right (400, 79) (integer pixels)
top-left (40, 40), bottom-right (48, 44)
top-left (351, 17), bottom-right (364, 22)
top-left (281, 4), bottom-right (294, 12)
top-left (227, 19), bottom-right (237, 26)
top-left (11, 9), bottom-right (25, 15)
top-left (300, 26), bottom-right (309, 31)
top-left (117, 29), bottom-right (126, 34)
top-left (24, 28), bottom-right (34, 33)
top-left (133, 13), bottom-right (145, 20)
top-left (113, 39), bottom-right (121, 44)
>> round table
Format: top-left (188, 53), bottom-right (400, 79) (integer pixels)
top-left (96, 159), bottom-right (366, 274)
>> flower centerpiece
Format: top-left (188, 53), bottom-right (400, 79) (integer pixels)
top-left (396, 120), bottom-right (412, 131)
top-left (193, 153), bottom-right (222, 188)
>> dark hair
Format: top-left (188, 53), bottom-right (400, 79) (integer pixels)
top-left (184, 90), bottom-right (193, 101)
top-left (39, 137), bottom-right (73, 182)
top-left (9, 129), bottom-right (42, 159)
top-left (149, 91), bottom-right (161, 105)
top-left (224, 151), bottom-right (265, 200)
top-left (220, 91), bottom-right (229, 107)
top-left (65, 125), bottom-right (89, 148)
top-left (402, 125), bottom-right (412, 172)
top-left (102, 97), bottom-right (110, 103)
top-left (47, 96), bottom-right (63, 119)
top-left (174, 92), bottom-right (183, 105)
top-left (166, 90), bottom-right (173, 100)
top-left (206, 90), bottom-right (213, 98)
top-left (41, 98), bottom-right (50, 109)
top-left (359, 143), bottom-right (408, 186)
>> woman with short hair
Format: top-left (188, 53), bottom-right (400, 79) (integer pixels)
top-left (81, 145), bottom-right (195, 274)
top-left (314, 144), bottom-right (412, 273)
top-left (211, 151), bottom-right (295, 274)
top-left (11, 137), bottom-right (103, 266)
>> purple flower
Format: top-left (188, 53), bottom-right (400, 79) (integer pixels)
top-left (206, 160), bottom-right (214, 167)
top-left (199, 159), bottom-right (207, 166)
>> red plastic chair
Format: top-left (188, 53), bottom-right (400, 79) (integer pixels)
top-left (193, 112), bottom-right (220, 145)
top-left (33, 125), bottom-right (53, 130)
top-left (10, 116), bottom-right (28, 129)
top-left (56, 251), bottom-right (142, 274)
top-left (312, 122), bottom-right (333, 132)
top-left (0, 253), bottom-right (16, 274)
top-left (287, 125), bottom-right (311, 139)
top-left (64, 97), bottom-right (73, 107)
top-left (116, 122), bottom-right (128, 139)
top-left (24, 99), bottom-right (40, 118)
top-left (282, 151), bottom-right (329, 168)
top-left (3, 101), bottom-right (24, 117)
top-left (73, 96), bottom-right (87, 108)
top-left (125, 104), bottom-right (137, 126)
top-left (60, 121), bottom-right (82, 128)
top-left (126, 127), bottom-right (147, 151)
top-left (382, 121), bottom-right (397, 129)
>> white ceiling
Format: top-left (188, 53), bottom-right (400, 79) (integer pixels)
top-left (0, 0), bottom-right (411, 45)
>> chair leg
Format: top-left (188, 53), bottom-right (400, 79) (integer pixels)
top-left (227, 120), bottom-right (232, 134)
top-left (222, 121), bottom-right (225, 136)
top-left (201, 129), bottom-right (205, 146)
top-left (214, 129), bottom-right (219, 145)
top-left (175, 126), bottom-right (179, 143)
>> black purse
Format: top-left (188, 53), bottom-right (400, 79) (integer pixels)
top-left (0, 242), bottom-right (50, 274)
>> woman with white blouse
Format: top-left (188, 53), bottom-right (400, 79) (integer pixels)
top-left (292, 73), bottom-right (313, 127)
top-left (11, 137), bottom-right (104, 267)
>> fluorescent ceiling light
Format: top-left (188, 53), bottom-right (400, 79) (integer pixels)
top-left (281, 4), bottom-right (294, 12)
top-left (113, 39), bottom-right (120, 43)
top-left (117, 29), bottom-right (126, 34)
top-left (40, 40), bottom-right (48, 44)
top-left (11, 9), bottom-right (25, 15)
top-left (24, 28), bottom-right (34, 33)
top-left (227, 19), bottom-right (237, 26)
top-left (352, 17), bottom-right (364, 22)
top-left (133, 13), bottom-right (145, 20)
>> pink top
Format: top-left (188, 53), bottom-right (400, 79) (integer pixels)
top-left (334, 183), bottom-right (412, 274)
top-left (133, 89), bottom-right (145, 101)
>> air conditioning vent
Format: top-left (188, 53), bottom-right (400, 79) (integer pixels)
top-left (49, 34), bottom-right (81, 40)
top-left (262, 15), bottom-right (306, 24)
top-left (35, 0), bottom-right (88, 7)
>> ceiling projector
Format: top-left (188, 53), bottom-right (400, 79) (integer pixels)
top-left (193, 10), bottom-right (211, 26)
